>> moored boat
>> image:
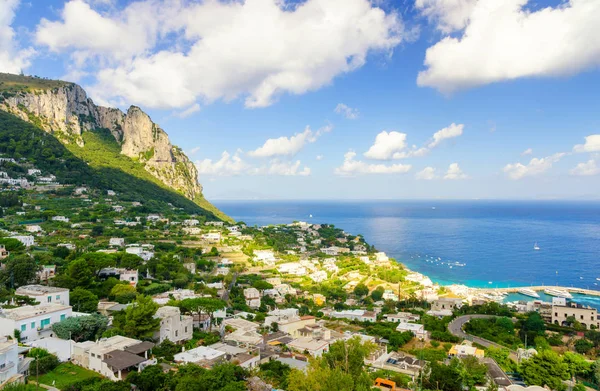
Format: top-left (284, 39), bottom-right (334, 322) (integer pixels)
top-left (518, 288), bottom-right (540, 298)
top-left (544, 288), bottom-right (573, 299)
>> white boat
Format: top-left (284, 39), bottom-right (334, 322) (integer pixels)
top-left (534, 242), bottom-right (540, 251)
top-left (544, 288), bottom-right (573, 299)
top-left (518, 288), bottom-right (540, 298)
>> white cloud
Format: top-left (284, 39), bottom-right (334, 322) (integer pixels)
top-left (0, 0), bottom-right (34, 73)
top-left (252, 159), bottom-right (311, 176)
top-left (363, 123), bottom-right (464, 160)
top-left (573, 135), bottom-right (600, 153)
top-left (196, 150), bottom-right (248, 176)
top-left (415, 166), bottom-right (437, 180)
top-left (415, 0), bottom-right (477, 33)
top-left (570, 160), bottom-right (600, 176)
top-left (175, 103), bottom-right (200, 119)
top-left (364, 131), bottom-right (408, 160)
top-left (503, 152), bottom-right (566, 180)
top-left (36, 0), bottom-right (403, 109)
top-left (196, 150), bottom-right (311, 177)
top-left (521, 148), bottom-right (533, 156)
top-left (444, 163), bottom-right (468, 180)
top-left (248, 125), bottom-right (332, 158)
top-left (417, 0), bottom-right (600, 93)
top-left (334, 103), bottom-right (360, 119)
top-left (335, 150), bottom-right (411, 175)
top-left (428, 123), bottom-right (464, 148)
top-left (187, 146), bottom-right (201, 156)
top-left (316, 155), bottom-right (323, 161)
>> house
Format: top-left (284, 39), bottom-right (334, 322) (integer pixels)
top-left (57, 243), bottom-right (76, 251)
top-left (107, 190), bottom-right (116, 196)
top-left (382, 290), bottom-right (398, 301)
top-left (243, 288), bottom-right (261, 309)
top-left (10, 235), bottom-right (35, 247)
top-left (154, 306), bottom-right (193, 343)
top-left (183, 219), bottom-right (200, 226)
top-left (112, 205), bottom-right (124, 213)
top-left (201, 232), bottom-right (221, 243)
top-left (0, 245), bottom-right (8, 260)
top-left (320, 247), bottom-right (339, 256)
top-left (25, 225), bottom-right (42, 233)
top-left (395, 323), bottom-right (427, 339)
top-left (430, 298), bottom-right (463, 312)
top-left (183, 263), bottom-right (196, 274)
top-left (74, 187), bottom-right (87, 195)
top-left (288, 338), bottom-right (330, 357)
top-left (309, 271), bottom-right (328, 283)
top-left (277, 262), bottom-right (307, 276)
top-left (205, 221), bottom-right (224, 227)
top-left (119, 270), bottom-right (138, 287)
top-left (174, 346), bottom-right (226, 367)
top-left (27, 169), bottom-right (41, 176)
top-left (277, 316), bottom-right (318, 338)
top-left (51, 216), bottom-right (69, 223)
top-left (183, 227), bottom-right (202, 235)
top-left (374, 252), bottom-right (389, 264)
top-left (109, 238), bottom-right (125, 247)
top-left (384, 312), bottom-right (420, 323)
top-left (254, 250), bottom-right (276, 263)
top-left (16, 285), bottom-right (70, 306)
top-left (37, 265), bottom-right (56, 281)
top-left (449, 344), bottom-right (485, 359)
top-left (552, 302), bottom-right (599, 329)
top-left (0, 337), bottom-right (19, 383)
top-left (330, 309), bottom-right (366, 322)
top-left (0, 303), bottom-right (72, 341)
top-left (72, 336), bottom-right (155, 381)
top-left (27, 336), bottom-right (73, 362)
top-left (210, 342), bottom-right (260, 369)
top-left (125, 244), bottom-right (154, 261)
top-left (361, 311), bottom-right (377, 322)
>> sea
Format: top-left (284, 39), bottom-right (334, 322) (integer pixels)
top-left (214, 200), bottom-right (600, 308)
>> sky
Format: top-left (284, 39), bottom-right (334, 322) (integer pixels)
top-left (3, 0), bottom-right (600, 200)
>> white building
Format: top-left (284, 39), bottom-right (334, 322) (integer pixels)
top-left (0, 337), bottom-right (18, 382)
top-left (183, 219), bottom-right (200, 226)
top-left (201, 232), bottom-right (221, 243)
top-left (107, 190), bottom-right (116, 196)
top-left (254, 250), bottom-right (276, 263)
top-left (16, 285), bottom-right (70, 306)
top-left (288, 338), bottom-right (330, 357)
top-left (57, 243), bottom-right (76, 251)
top-left (51, 216), bottom-right (70, 223)
top-left (72, 336), bottom-right (155, 381)
top-left (109, 238), bottom-right (125, 247)
top-left (27, 169), bottom-right (41, 176)
top-left (10, 235), bottom-right (35, 247)
top-left (25, 225), bottom-right (42, 233)
top-left (309, 271), bottom-right (328, 283)
top-left (277, 262), bottom-right (307, 276)
top-left (154, 306), bottom-right (193, 343)
top-left (183, 227), bottom-right (202, 235)
top-left (27, 337), bottom-right (73, 362)
top-left (125, 245), bottom-right (154, 261)
top-left (0, 303), bottom-right (72, 342)
top-left (396, 323), bottom-right (427, 339)
top-left (244, 288), bottom-right (261, 309)
top-left (384, 312), bottom-right (420, 323)
top-left (174, 346), bottom-right (226, 366)
top-left (383, 290), bottom-right (398, 301)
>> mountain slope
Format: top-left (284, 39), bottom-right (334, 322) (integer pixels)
top-left (0, 73), bottom-right (230, 221)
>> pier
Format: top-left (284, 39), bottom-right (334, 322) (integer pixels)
top-left (478, 286), bottom-right (600, 297)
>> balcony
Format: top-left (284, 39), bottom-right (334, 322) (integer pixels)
top-left (0, 361), bottom-right (15, 373)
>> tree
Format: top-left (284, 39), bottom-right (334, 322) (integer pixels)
top-left (458, 356), bottom-right (488, 388)
top-left (115, 253), bottom-right (144, 270)
top-left (259, 360), bottom-right (291, 389)
top-left (153, 339), bottom-right (180, 361)
top-left (70, 288), bottom-right (99, 313)
top-left (0, 238), bottom-right (24, 252)
top-left (127, 365), bottom-right (167, 391)
top-left (353, 283), bottom-right (369, 298)
top-left (55, 258), bottom-right (94, 290)
top-left (52, 314), bottom-right (109, 342)
top-left (371, 286), bottom-right (385, 301)
top-left (423, 361), bottom-right (462, 391)
top-left (575, 339), bottom-right (594, 354)
top-left (520, 350), bottom-right (569, 391)
top-left (533, 336), bottom-right (550, 351)
top-left (91, 225), bottom-right (104, 237)
top-left (179, 297), bottom-right (226, 330)
top-left (0, 255), bottom-right (40, 288)
top-left (116, 295), bottom-right (160, 340)
top-left (252, 280), bottom-right (273, 291)
top-left (563, 352), bottom-right (592, 378)
top-left (110, 284), bottom-right (137, 304)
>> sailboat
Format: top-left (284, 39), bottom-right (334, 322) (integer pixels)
top-left (533, 242), bottom-right (540, 251)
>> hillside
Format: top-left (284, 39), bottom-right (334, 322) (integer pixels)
top-left (0, 73), bottom-right (230, 221)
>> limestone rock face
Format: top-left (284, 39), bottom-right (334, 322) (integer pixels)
top-left (0, 81), bottom-right (202, 200)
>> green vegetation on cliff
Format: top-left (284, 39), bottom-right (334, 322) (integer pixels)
top-left (0, 111), bottom-right (225, 219)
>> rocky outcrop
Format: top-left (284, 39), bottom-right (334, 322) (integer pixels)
top-left (0, 76), bottom-right (202, 200)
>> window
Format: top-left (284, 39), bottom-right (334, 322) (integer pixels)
top-left (581, 315), bottom-right (584, 320)
top-left (47, 296), bottom-right (52, 303)
top-left (40, 318), bottom-right (51, 328)
top-left (175, 330), bottom-right (178, 337)
top-left (185, 327), bottom-right (188, 333)
top-left (20, 324), bottom-right (26, 332)
top-left (60, 314), bottom-right (66, 321)
top-left (31, 322), bottom-right (35, 329)
top-left (56, 295), bottom-right (60, 300)
top-left (555, 312), bottom-right (558, 317)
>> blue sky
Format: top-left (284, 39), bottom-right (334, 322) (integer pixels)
top-left (3, 0), bottom-right (600, 200)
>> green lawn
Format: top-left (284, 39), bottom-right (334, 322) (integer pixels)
top-left (37, 362), bottom-right (102, 390)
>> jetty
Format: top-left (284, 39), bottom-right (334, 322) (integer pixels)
top-left (478, 286), bottom-right (600, 297)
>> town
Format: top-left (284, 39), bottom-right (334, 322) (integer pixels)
top-left (0, 158), bottom-right (599, 391)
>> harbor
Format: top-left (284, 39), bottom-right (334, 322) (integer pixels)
top-left (479, 286), bottom-right (600, 297)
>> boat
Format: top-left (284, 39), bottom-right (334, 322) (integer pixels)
top-left (518, 288), bottom-right (540, 298)
top-left (534, 242), bottom-right (540, 251)
top-left (544, 288), bottom-right (573, 299)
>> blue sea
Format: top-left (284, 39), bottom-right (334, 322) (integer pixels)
top-left (214, 200), bottom-right (600, 307)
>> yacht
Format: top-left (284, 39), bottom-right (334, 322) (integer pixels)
top-left (534, 242), bottom-right (540, 251)
top-left (517, 288), bottom-right (540, 298)
top-left (544, 288), bottom-right (573, 299)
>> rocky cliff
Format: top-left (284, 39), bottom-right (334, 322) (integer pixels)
top-left (0, 74), bottom-right (202, 200)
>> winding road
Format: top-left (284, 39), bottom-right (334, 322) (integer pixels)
top-left (448, 315), bottom-right (518, 361)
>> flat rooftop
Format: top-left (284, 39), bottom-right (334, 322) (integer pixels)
top-left (1, 304), bottom-right (71, 321)
top-left (16, 285), bottom-right (68, 295)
